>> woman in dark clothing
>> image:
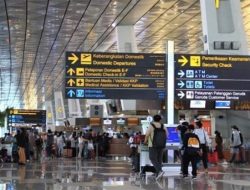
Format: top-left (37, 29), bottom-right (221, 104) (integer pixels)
top-left (215, 131), bottom-right (224, 162)
top-left (24, 130), bottom-right (30, 161)
top-left (16, 129), bottom-right (27, 165)
top-left (46, 129), bottom-right (54, 158)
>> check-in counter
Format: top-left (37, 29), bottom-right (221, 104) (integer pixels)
top-left (107, 138), bottom-right (131, 156)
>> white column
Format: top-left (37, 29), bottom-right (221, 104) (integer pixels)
top-left (200, 0), bottom-right (248, 133)
top-left (167, 41), bottom-right (174, 124)
top-left (116, 25), bottom-right (138, 111)
top-left (200, 0), bottom-right (248, 55)
top-left (116, 25), bottom-right (138, 53)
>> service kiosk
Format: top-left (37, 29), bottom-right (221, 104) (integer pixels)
top-left (164, 124), bottom-right (180, 165)
top-left (139, 123), bottom-right (181, 171)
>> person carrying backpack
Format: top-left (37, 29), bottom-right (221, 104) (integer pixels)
top-left (144, 114), bottom-right (168, 180)
top-left (182, 124), bottom-right (202, 179)
top-left (177, 121), bottom-right (189, 174)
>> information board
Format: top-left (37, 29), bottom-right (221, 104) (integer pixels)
top-left (175, 54), bottom-right (250, 103)
top-left (7, 109), bottom-right (46, 127)
top-left (65, 52), bottom-right (166, 99)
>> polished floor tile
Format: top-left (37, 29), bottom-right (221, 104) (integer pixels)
top-left (0, 158), bottom-right (250, 190)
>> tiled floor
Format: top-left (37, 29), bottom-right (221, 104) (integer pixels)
top-left (0, 158), bottom-right (250, 190)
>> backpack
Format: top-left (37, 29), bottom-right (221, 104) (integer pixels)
top-left (186, 135), bottom-right (200, 155)
top-left (151, 123), bottom-right (166, 148)
top-left (239, 132), bottom-right (243, 146)
top-left (177, 124), bottom-right (187, 142)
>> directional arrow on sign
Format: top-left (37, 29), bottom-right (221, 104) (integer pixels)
top-left (67, 90), bottom-right (75, 97)
top-left (68, 53), bottom-right (79, 64)
top-left (178, 56), bottom-right (188, 67)
top-left (177, 70), bottom-right (185, 78)
top-left (67, 68), bottom-right (75, 76)
top-left (177, 91), bottom-right (185, 99)
top-left (177, 81), bottom-right (185, 88)
top-left (67, 79), bottom-right (75, 86)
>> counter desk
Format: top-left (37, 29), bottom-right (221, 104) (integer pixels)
top-left (107, 138), bottom-right (131, 156)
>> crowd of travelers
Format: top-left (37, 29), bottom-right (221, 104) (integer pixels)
top-left (0, 129), bottom-right (114, 165)
top-left (127, 114), bottom-right (247, 182)
top-left (0, 118), bottom-right (247, 177)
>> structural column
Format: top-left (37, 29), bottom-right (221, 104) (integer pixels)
top-left (116, 25), bottom-right (138, 112)
top-left (200, 0), bottom-right (248, 135)
top-left (200, 0), bottom-right (248, 55)
top-left (116, 25), bottom-right (138, 53)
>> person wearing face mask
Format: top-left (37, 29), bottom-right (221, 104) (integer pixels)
top-left (229, 125), bottom-right (242, 164)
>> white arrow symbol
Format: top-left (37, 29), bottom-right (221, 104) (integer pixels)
top-left (177, 91), bottom-right (185, 99)
top-left (177, 81), bottom-right (185, 88)
top-left (178, 70), bottom-right (185, 78)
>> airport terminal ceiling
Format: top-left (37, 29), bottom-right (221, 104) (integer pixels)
top-left (0, 0), bottom-right (250, 111)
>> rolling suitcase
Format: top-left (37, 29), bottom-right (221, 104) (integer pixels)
top-left (208, 151), bottom-right (218, 164)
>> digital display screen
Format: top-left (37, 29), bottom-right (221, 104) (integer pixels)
top-left (215, 100), bottom-right (231, 109)
top-left (7, 109), bottom-right (46, 127)
top-left (190, 100), bottom-right (206, 109)
top-left (166, 127), bottom-right (179, 143)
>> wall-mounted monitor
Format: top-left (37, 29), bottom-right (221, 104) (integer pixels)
top-left (103, 118), bottom-right (112, 125)
top-left (190, 100), bottom-right (206, 109)
top-left (215, 100), bottom-right (231, 109)
top-left (116, 118), bottom-right (125, 125)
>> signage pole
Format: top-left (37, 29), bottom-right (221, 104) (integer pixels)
top-left (167, 41), bottom-right (175, 124)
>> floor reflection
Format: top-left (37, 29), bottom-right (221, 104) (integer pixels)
top-left (0, 159), bottom-right (250, 190)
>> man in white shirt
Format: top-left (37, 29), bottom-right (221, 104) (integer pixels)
top-left (193, 119), bottom-right (210, 173)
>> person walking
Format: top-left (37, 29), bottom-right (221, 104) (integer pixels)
top-left (177, 121), bottom-right (189, 174)
top-left (229, 126), bottom-right (242, 163)
top-left (78, 132), bottom-right (86, 158)
top-left (46, 129), bottom-right (54, 159)
top-left (144, 114), bottom-right (168, 180)
top-left (214, 130), bottom-right (225, 163)
top-left (16, 128), bottom-right (27, 165)
top-left (34, 133), bottom-right (43, 161)
top-left (193, 119), bottom-right (210, 173)
top-left (182, 124), bottom-right (201, 179)
top-left (56, 132), bottom-right (65, 157)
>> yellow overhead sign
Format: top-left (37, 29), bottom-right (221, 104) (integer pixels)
top-left (76, 79), bottom-right (85, 87)
top-left (76, 68), bottom-right (84, 76)
top-left (215, 0), bottom-right (220, 9)
top-left (178, 56), bottom-right (188, 66)
top-left (67, 79), bottom-right (75, 86)
top-left (68, 53), bottom-right (79, 64)
top-left (81, 54), bottom-right (92, 64)
top-left (190, 56), bottom-right (201, 67)
top-left (67, 68), bottom-right (75, 76)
